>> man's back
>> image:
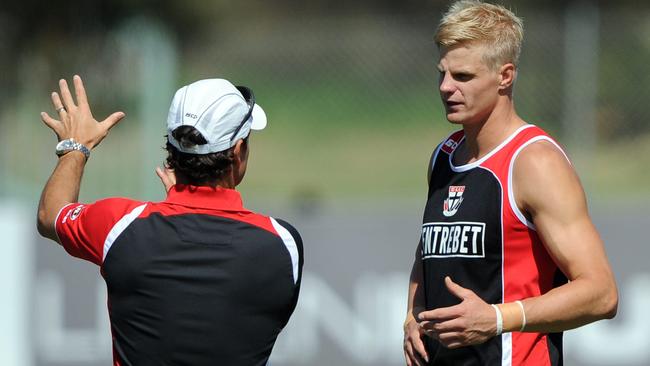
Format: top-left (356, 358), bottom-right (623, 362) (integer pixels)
top-left (56, 186), bottom-right (303, 366)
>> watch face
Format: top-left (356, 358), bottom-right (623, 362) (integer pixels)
top-left (56, 139), bottom-right (77, 156)
top-left (55, 138), bottom-right (90, 158)
top-left (56, 139), bottom-right (71, 151)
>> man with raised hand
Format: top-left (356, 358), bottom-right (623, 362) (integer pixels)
top-left (403, 1), bottom-right (618, 365)
top-left (38, 76), bottom-right (303, 366)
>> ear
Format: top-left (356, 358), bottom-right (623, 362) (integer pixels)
top-left (232, 138), bottom-right (249, 163)
top-left (232, 139), bottom-right (244, 162)
top-left (498, 63), bottom-right (516, 90)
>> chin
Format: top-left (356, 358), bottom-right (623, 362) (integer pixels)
top-left (445, 113), bottom-right (465, 125)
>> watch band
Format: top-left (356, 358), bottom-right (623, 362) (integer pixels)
top-left (55, 138), bottom-right (91, 159)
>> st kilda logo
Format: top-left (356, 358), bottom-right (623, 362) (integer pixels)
top-left (443, 185), bottom-right (465, 217)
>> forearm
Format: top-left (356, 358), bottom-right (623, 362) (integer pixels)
top-left (37, 152), bottom-right (87, 241)
top-left (517, 274), bottom-right (617, 333)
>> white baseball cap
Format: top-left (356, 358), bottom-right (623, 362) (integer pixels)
top-left (166, 78), bottom-right (267, 154)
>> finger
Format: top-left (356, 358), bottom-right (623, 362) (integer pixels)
top-left (156, 167), bottom-right (175, 191)
top-left (412, 334), bottom-right (430, 363)
top-left (418, 322), bottom-right (439, 340)
top-left (442, 340), bottom-right (463, 349)
top-left (445, 276), bottom-right (472, 300)
top-left (40, 112), bottom-right (60, 132)
top-left (101, 111), bottom-right (126, 131)
top-left (164, 167), bottom-right (177, 185)
top-left (404, 350), bottom-right (412, 366)
top-left (73, 75), bottom-right (89, 109)
top-left (419, 320), bottom-right (434, 330)
top-left (155, 167), bottom-right (167, 186)
top-left (404, 342), bottom-right (415, 366)
top-left (59, 78), bottom-right (76, 110)
top-left (404, 344), bottom-right (424, 366)
top-left (438, 332), bottom-right (462, 349)
top-left (50, 92), bottom-right (66, 116)
top-left (423, 329), bottom-right (439, 340)
top-left (418, 306), bottom-right (458, 322)
top-left (430, 318), bottom-right (465, 334)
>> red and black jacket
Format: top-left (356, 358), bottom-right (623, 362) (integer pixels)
top-left (56, 185), bottom-right (303, 366)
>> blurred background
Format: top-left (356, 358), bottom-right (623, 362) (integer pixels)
top-left (1, 0), bottom-right (649, 365)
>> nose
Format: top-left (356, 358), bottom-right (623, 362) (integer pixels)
top-left (439, 71), bottom-right (455, 95)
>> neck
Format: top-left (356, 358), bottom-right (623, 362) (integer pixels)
top-left (175, 172), bottom-right (237, 190)
top-left (461, 98), bottom-right (524, 161)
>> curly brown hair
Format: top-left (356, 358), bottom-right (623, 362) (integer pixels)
top-left (165, 126), bottom-right (243, 185)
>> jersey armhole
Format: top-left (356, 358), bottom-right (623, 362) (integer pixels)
top-left (508, 136), bottom-right (571, 230)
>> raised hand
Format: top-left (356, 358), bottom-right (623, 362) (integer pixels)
top-left (41, 75), bottom-right (125, 150)
top-left (418, 277), bottom-right (497, 349)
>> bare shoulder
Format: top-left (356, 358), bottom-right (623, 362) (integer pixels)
top-left (513, 139), bottom-right (585, 217)
top-left (515, 139), bottom-right (571, 173)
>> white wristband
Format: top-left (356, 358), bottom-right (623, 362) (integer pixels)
top-left (515, 300), bottom-right (526, 332)
top-left (491, 304), bottom-right (503, 336)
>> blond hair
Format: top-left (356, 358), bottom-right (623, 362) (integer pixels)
top-left (435, 0), bottom-right (524, 70)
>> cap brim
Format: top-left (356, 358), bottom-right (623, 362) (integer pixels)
top-left (250, 104), bottom-right (267, 131)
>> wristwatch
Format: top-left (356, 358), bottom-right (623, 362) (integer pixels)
top-left (55, 138), bottom-right (91, 159)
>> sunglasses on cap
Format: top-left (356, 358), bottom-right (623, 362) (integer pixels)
top-left (230, 86), bottom-right (255, 143)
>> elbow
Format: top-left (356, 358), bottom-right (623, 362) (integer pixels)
top-left (36, 209), bottom-right (54, 239)
top-left (601, 288), bottom-right (618, 320)
top-left (36, 210), bottom-right (46, 236)
top-left (36, 222), bottom-right (48, 239)
top-left (596, 281), bottom-right (619, 320)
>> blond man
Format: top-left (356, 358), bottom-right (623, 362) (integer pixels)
top-left (403, 1), bottom-right (617, 365)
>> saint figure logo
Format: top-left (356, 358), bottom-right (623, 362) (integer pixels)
top-left (443, 186), bottom-right (465, 217)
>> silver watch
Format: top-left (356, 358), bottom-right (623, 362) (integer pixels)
top-left (55, 138), bottom-right (91, 159)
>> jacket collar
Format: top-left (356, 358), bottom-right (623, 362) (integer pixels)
top-left (165, 184), bottom-right (245, 211)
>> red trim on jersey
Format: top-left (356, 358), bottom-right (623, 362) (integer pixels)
top-left (146, 185), bottom-right (278, 235)
top-left (55, 198), bottom-right (145, 266)
top-left (479, 125), bottom-right (563, 366)
top-left (441, 130), bottom-right (465, 154)
top-left (55, 185), bottom-right (278, 269)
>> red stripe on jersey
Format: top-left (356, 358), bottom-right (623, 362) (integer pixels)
top-left (55, 188), bottom-right (279, 268)
top-left (480, 125), bottom-right (563, 366)
top-left (140, 202), bottom-right (278, 236)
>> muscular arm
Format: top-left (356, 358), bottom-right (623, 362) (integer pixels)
top-left (513, 140), bottom-right (618, 332)
top-left (36, 76), bottom-right (124, 243)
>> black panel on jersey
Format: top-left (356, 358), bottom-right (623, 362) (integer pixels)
top-left (422, 151), bottom-right (504, 364)
top-left (102, 213), bottom-right (301, 366)
top-left (547, 269), bottom-right (568, 366)
top-left (275, 218), bottom-right (304, 314)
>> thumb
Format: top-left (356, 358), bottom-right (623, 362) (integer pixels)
top-left (445, 276), bottom-right (471, 300)
top-left (101, 111), bottom-right (126, 131)
top-left (156, 167), bottom-right (176, 192)
top-left (40, 112), bottom-right (60, 134)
